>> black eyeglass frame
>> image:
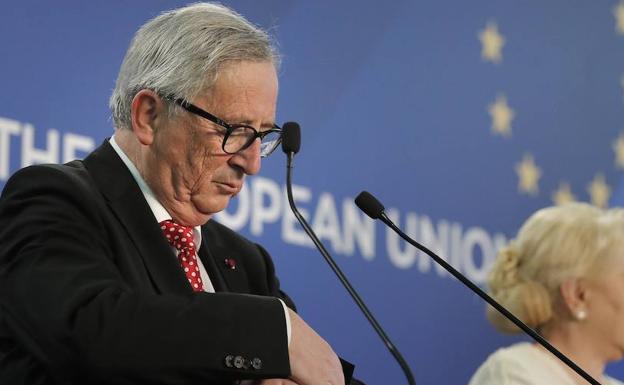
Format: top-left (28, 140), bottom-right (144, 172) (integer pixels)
top-left (166, 96), bottom-right (283, 158)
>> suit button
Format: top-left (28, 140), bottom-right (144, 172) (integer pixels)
top-left (252, 357), bottom-right (262, 370)
top-left (224, 355), bottom-right (234, 368)
top-left (234, 355), bottom-right (245, 369)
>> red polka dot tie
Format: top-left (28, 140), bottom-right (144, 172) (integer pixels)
top-left (159, 220), bottom-right (204, 292)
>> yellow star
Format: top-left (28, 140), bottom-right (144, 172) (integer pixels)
top-left (587, 174), bottom-right (611, 208)
top-left (478, 21), bottom-right (505, 64)
top-left (613, 133), bottom-right (624, 169)
top-left (552, 182), bottom-right (576, 206)
top-left (488, 94), bottom-right (515, 137)
top-left (614, 2), bottom-right (624, 35)
top-left (515, 154), bottom-right (542, 196)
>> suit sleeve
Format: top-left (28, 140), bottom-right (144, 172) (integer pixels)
top-left (0, 165), bottom-right (290, 384)
top-left (255, 242), bottom-right (297, 312)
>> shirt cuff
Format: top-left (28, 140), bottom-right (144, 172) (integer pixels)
top-left (278, 298), bottom-right (292, 346)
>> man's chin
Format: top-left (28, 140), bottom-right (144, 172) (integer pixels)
top-left (191, 195), bottom-right (231, 218)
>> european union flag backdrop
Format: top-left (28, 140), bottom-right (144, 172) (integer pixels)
top-left (2, 1), bottom-right (624, 384)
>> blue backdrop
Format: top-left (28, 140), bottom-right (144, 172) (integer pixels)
top-left (2, 1), bottom-right (624, 384)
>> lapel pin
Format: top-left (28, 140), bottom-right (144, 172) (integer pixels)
top-left (224, 258), bottom-right (237, 270)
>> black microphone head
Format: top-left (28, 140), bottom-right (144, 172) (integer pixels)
top-left (281, 121), bottom-right (301, 154)
top-left (355, 191), bottom-right (385, 220)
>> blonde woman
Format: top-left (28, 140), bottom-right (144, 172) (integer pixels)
top-left (469, 203), bottom-right (624, 385)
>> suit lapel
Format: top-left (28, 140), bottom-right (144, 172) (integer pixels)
top-left (200, 222), bottom-right (250, 293)
top-left (197, 241), bottom-right (229, 292)
top-left (83, 140), bottom-right (191, 296)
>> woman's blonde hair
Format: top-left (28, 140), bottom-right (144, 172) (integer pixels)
top-left (487, 202), bottom-right (624, 333)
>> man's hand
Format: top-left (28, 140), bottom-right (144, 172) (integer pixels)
top-left (287, 309), bottom-right (345, 385)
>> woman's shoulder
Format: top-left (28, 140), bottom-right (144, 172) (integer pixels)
top-left (607, 376), bottom-right (624, 385)
top-left (491, 342), bottom-right (537, 357)
top-left (468, 342), bottom-right (572, 385)
top-left (481, 341), bottom-right (542, 369)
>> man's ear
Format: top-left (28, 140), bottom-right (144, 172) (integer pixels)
top-left (130, 89), bottom-right (166, 146)
top-left (559, 278), bottom-right (588, 320)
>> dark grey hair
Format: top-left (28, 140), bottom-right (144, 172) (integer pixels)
top-left (109, 2), bottom-right (279, 129)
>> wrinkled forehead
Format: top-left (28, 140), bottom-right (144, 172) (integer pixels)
top-left (200, 61), bottom-right (278, 120)
top-left (199, 59), bottom-right (278, 98)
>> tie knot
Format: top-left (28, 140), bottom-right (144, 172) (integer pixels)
top-left (159, 220), bottom-right (196, 252)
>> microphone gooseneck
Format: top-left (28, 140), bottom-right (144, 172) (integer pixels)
top-left (354, 191), bottom-right (602, 385)
top-left (281, 126), bottom-right (417, 385)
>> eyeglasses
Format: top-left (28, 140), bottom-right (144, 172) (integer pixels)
top-left (167, 96), bottom-right (283, 158)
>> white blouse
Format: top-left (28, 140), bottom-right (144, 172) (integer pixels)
top-left (468, 342), bottom-right (624, 385)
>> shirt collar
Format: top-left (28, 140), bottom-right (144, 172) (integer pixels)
top-left (109, 135), bottom-right (202, 243)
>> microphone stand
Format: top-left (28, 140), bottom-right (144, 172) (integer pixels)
top-left (285, 152), bottom-right (417, 385)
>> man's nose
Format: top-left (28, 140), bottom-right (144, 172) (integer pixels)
top-left (230, 138), bottom-right (261, 175)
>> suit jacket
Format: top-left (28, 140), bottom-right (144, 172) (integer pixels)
top-left (0, 141), bottom-right (293, 385)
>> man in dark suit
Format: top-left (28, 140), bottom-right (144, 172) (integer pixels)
top-left (0, 3), bottom-right (348, 385)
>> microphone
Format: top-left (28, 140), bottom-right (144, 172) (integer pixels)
top-left (281, 121), bottom-right (301, 155)
top-left (354, 191), bottom-right (384, 220)
top-left (281, 124), bottom-right (417, 385)
top-left (354, 191), bottom-right (603, 385)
